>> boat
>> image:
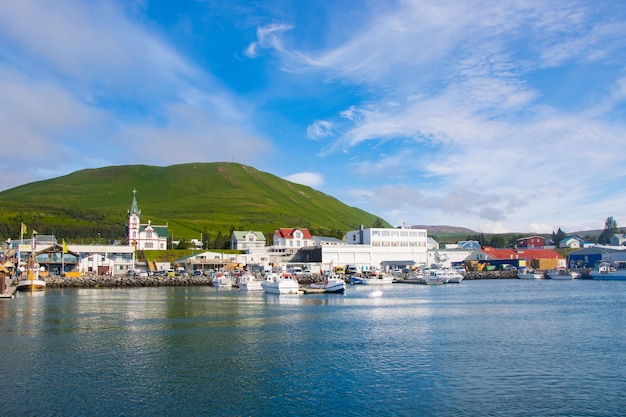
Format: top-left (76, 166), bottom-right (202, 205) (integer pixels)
top-left (424, 269), bottom-right (447, 284)
top-left (546, 268), bottom-right (581, 280)
top-left (212, 271), bottom-right (232, 288)
top-left (437, 267), bottom-right (464, 283)
top-left (349, 275), bottom-right (365, 284)
top-left (16, 255), bottom-right (46, 292)
top-left (261, 272), bottom-right (300, 294)
top-left (310, 275), bottom-right (346, 293)
top-left (517, 268), bottom-right (544, 279)
top-left (237, 273), bottom-right (263, 291)
top-left (588, 262), bottom-right (626, 281)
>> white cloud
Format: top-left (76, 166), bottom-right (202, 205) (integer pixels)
top-left (306, 120), bottom-right (333, 140)
top-left (284, 172), bottom-right (324, 188)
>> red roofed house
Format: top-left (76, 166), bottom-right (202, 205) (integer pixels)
top-left (273, 228), bottom-right (314, 249)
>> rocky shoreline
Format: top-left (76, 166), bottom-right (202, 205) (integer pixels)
top-left (13, 270), bottom-right (520, 289)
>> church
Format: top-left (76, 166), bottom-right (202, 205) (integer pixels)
top-left (127, 190), bottom-right (169, 250)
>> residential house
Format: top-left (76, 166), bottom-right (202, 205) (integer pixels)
top-left (273, 228), bottom-right (314, 249)
top-left (515, 236), bottom-right (546, 248)
top-left (230, 231), bottom-right (266, 251)
top-left (610, 233), bottom-right (626, 246)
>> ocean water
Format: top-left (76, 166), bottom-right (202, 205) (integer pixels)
top-left (1, 279), bottom-right (625, 416)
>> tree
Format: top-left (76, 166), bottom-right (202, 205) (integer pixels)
top-left (598, 216), bottom-right (618, 244)
top-left (551, 228), bottom-right (567, 246)
top-left (372, 217), bottom-right (384, 228)
top-left (488, 235), bottom-right (506, 248)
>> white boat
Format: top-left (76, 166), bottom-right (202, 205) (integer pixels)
top-left (517, 268), bottom-right (544, 279)
top-left (212, 271), bottom-right (232, 288)
top-left (424, 269), bottom-right (447, 284)
top-left (589, 262), bottom-right (626, 281)
top-left (546, 268), bottom-right (580, 280)
top-left (261, 272), bottom-right (300, 294)
top-left (310, 275), bottom-right (346, 293)
top-left (437, 267), bottom-right (464, 283)
top-left (237, 273), bottom-right (263, 291)
top-left (16, 254), bottom-right (46, 292)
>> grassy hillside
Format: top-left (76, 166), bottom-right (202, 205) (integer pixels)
top-left (0, 162), bottom-right (390, 241)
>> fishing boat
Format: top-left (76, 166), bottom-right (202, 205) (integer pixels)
top-left (237, 272), bottom-right (263, 291)
top-left (16, 255), bottom-right (46, 292)
top-left (517, 268), bottom-right (544, 279)
top-left (588, 262), bottom-right (626, 281)
top-left (546, 268), bottom-right (581, 280)
top-left (212, 271), bottom-right (232, 288)
top-left (261, 272), bottom-right (300, 294)
top-left (310, 275), bottom-right (346, 293)
top-left (437, 267), bottom-right (465, 283)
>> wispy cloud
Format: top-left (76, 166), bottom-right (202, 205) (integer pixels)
top-left (284, 172), bottom-right (324, 188)
top-left (251, 0), bottom-right (626, 232)
top-left (0, 0), bottom-right (273, 190)
top-left (306, 120), bottom-right (333, 140)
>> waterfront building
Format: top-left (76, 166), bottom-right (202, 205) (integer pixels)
top-left (127, 189), bottom-right (168, 250)
top-left (567, 245), bottom-right (626, 268)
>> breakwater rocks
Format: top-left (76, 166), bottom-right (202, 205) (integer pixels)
top-left (42, 275), bottom-right (215, 288)
top-left (463, 270), bottom-right (518, 280)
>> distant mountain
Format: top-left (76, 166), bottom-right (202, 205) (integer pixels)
top-left (411, 225), bottom-right (478, 235)
top-left (0, 162), bottom-right (391, 240)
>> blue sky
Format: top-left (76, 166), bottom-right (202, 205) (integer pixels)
top-left (1, 1), bottom-right (625, 234)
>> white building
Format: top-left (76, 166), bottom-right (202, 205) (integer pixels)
top-left (273, 228), bottom-right (315, 248)
top-left (230, 231), bottom-right (266, 251)
top-left (127, 189), bottom-right (168, 250)
top-left (330, 226), bottom-right (429, 270)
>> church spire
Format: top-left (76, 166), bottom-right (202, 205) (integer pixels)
top-left (128, 189), bottom-right (141, 218)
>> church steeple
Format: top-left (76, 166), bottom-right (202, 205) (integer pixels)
top-left (128, 189), bottom-right (141, 218)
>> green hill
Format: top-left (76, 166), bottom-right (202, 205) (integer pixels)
top-left (0, 162), bottom-right (390, 243)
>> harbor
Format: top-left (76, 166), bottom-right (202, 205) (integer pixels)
top-left (1, 280), bottom-right (625, 417)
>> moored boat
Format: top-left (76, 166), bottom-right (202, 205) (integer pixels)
top-left (437, 267), bottom-right (464, 283)
top-left (261, 272), bottom-right (300, 294)
top-left (588, 262), bottom-right (626, 281)
top-left (16, 253), bottom-right (46, 292)
top-left (517, 268), bottom-right (544, 279)
top-left (311, 275), bottom-right (346, 293)
top-left (212, 271), bottom-right (232, 288)
top-left (237, 272), bottom-right (263, 291)
top-left (546, 268), bottom-right (580, 280)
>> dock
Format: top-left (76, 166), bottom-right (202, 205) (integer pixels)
top-left (0, 286), bottom-right (17, 299)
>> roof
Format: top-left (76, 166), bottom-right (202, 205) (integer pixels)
top-left (128, 189), bottom-right (141, 217)
top-left (232, 231), bottom-right (265, 240)
top-left (481, 246), bottom-right (518, 260)
top-left (139, 224), bottom-right (168, 237)
top-left (515, 248), bottom-right (564, 260)
top-left (274, 228), bottom-right (313, 239)
top-left (515, 236), bottom-right (546, 241)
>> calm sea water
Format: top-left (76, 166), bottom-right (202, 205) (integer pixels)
top-left (1, 279), bottom-right (625, 417)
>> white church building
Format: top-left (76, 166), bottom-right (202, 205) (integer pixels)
top-left (127, 189), bottom-right (169, 250)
